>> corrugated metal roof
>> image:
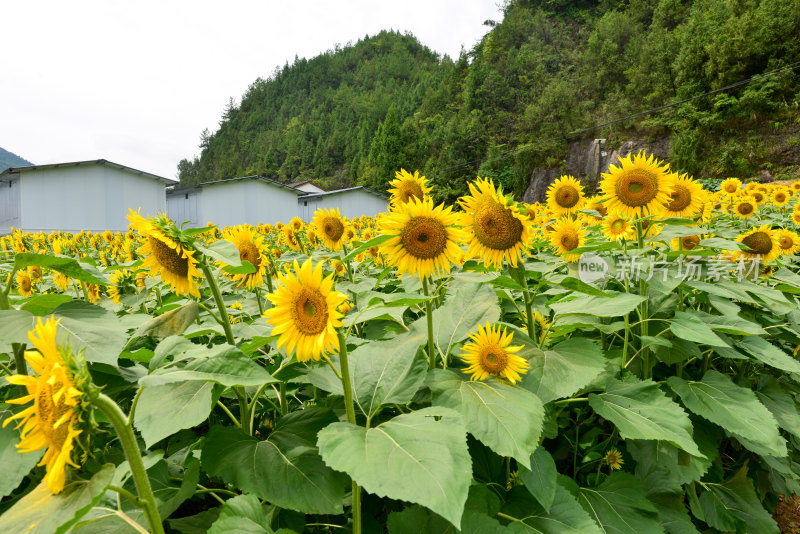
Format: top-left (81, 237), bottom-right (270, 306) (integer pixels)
top-left (287, 179), bottom-right (328, 191)
top-left (166, 175), bottom-right (300, 195)
top-left (0, 159), bottom-right (175, 184)
top-left (297, 186), bottom-right (388, 200)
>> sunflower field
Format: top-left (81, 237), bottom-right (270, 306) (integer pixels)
top-left (3, 156), bottom-right (800, 533)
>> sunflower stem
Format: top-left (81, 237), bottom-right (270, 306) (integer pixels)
top-left (199, 263), bottom-right (235, 346)
top-left (337, 329), bottom-right (361, 534)
top-left (279, 382), bottom-right (288, 415)
top-left (254, 287), bottom-right (265, 315)
top-left (635, 220), bottom-right (650, 379)
top-left (92, 393), bottom-right (164, 534)
top-left (12, 343), bottom-right (27, 376)
top-left (422, 277), bottom-right (437, 370)
top-left (512, 264), bottom-right (536, 341)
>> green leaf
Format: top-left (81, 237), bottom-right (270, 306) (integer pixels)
top-left (222, 260), bottom-right (256, 275)
top-left (757, 377), bottom-right (800, 440)
top-left (0, 464), bottom-right (114, 534)
top-left (342, 234), bottom-right (391, 261)
top-left (207, 494), bottom-right (273, 534)
top-left (737, 336), bottom-right (800, 374)
top-left (502, 484), bottom-right (602, 534)
top-left (668, 371), bottom-right (786, 457)
top-left (317, 407), bottom-right (471, 527)
top-left (588, 377), bottom-right (701, 457)
top-left (53, 300), bottom-right (127, 366)
top-left (698, 466), bottom-right (779, 534)
top-left (195, 240), bottom-right (243, 266)
top-left (140, 343), bottom-right (275, 388)
top-left (133, 381), bottom-right (216, 448)
top-left (549, 293), bottom-right (645, 318)
top-left (627, 440), bottom-right (712, 496)
top-left (433, 283), bottom-right (501, 358)
top-left (202, 409), bottom-right (347, 515)
top-left (428, 370), bottom-right (543, 468)
top-left (699, 237), bottom-right (745, 250)
top-left (168, 509), bottom-right (221, 534)
top-left (0, 406), bottom-right (45, 498)
top-left (21, 294), bottom-right (73, 315)
top-left (387, 506), bottom-right (506, 534)
top-left (351, 321), bottom-right (428, 417)
top-left (551, 276), bottom-right (612, 297)
top-left (649, 494), bottom-right (700, 534)
top-left (520, 337), bottom-right (606, 404)
top-left (14, 253), bottom-right (109, 285)
top-left (132, 301), bottom-right (199, 339)
top-left (0, 309), bottom-right (36, 345)
top-left (520, 446), bottom-right (558, 512)
top-left (574, 473), bottom-right (664, 534)
top-left (668, 311), bottom-right (729, 347)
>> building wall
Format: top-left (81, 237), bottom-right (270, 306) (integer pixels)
top-left (0, 178), bottom-right (21, 235)
top-left (18, 165), bottom-right (166, 232)
top-left (167, 190), bottom-right (201, 226)
top-left (200, 180), bottom-right (298, 226)
top-left (298, 189), bottom-right (388, 222)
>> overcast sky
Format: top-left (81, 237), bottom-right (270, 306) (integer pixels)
top-left (2, 1), bottom-right (503, 182)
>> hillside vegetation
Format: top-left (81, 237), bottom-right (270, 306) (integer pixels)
top-left (0, 147), bottom-right (32, 172)
top-left (178, 0), bottom-right (800, 202)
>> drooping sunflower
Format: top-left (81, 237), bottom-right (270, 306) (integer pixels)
top-left (3, 317), bottom-right (88, 494)
top-left (546, 175), bottom-right (586, 217)
top-left (776, 229), bottom-right (800, 256)
top-left (263, 258), bottom-right (347, 362)
top-left (601, 213), bottom-right (635, 242)
top-left (733, 197), bottom-right (758, 219)
top-left (87, 284), bottom-right (101, 304)
top-left (127, 210), bottom-right (202, 297)
top-left (730, 225), bottom-right (781, 264)
top-left (108, 268), bottom-right (140, 305)
top-left (460, 322), bottom-right (528, 384)
top-left (388, 169), bottom-right (432, 206)
top-left (662, 174), bottom-right (704, 218)
top-left (600, 152), bottom-right (671, 219)
top-left (549, 217), bottom-right (586, 263)
top-left (283, 227), bottom-right (302, 252)
top-left (458, 177), bottom-right (533, 269)
top-left (379, 196), bottom-right (466, 279)
top-left (312, 208), bottom-right (351, 252)
top-left (720, 177), bottom-right (742, 196)
top-left (16, 270), bottom-right (35, 297)
top-left (221, 225), bottom-right (269, 290)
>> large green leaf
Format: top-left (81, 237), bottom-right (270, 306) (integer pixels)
top-left (433, 283), bottom-right (501, 358)
top-left (0, 309), bottom-right (36, 345)
top-left (21, 294), bottom-right (73, 316)
top-left (737, 336), bottom-right (800, 374)
top-left (428, 370), bottom-right (543, 468)
top-left (140, 342), bottom-right (275, 388)
top-left (0, 464), bottom-right (114, 534)
top-left (14, 253), bottom-right (109, 285)
top-left (350, 320), bottom-right (428, 417)
top-left (520, 337), bottom-right (606, 404)
top-left (133, 381), bottom-right (216, 448)
top-left (387, 507), bottom-right (507, 534)
top-left (573, 473), bottom-right (664, 534)
top-left (588, 377), bottom-right (701, 457)
top-left (698, 466), bottom-right (779, 534)
top-left (650, 494), bottom-right (700, 534)
top-left (502, 484), bottom-right (602, 534)
top-left (757, 377), bottom-right (800, 440)
top-left (132, 301), bottom-right (199, 339)
top-left (317, 407), bottom-right (471, 527)
top-left (627, 440), bottom-right (711, 496)
top-left (519, 446), bottom-right (558, 512)
top-left (202, 408), bottom-right (346, 514)
top-left (0, 406), bottom-right (45, 498)
top-left (668, 311), bottom-right (728, 347)
top-left (668, 371), bottom-right (786, 457)
top-left (207, 494), bottom-right (273, 534)
top-left (52, 300), bottom-right (127, 366)
top-left (195, 240), bottom-right (244, 266)
top-left (549, 293), bottom-right (645, 318)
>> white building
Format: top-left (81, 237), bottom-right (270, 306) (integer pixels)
top-left (0, 159), bottom-right (171, 234)
top-left (298, 186), bottom-right (389, 222)
top-left (288, 180), bottom-right (327, 194)
top-left (167, 176), bottom-right (300, 227)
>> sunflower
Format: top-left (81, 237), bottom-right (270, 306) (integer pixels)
top-left (662, 174), bottom-right (704, 218)
top-left (549, 217), bottom-right (586, 263)
top-left (53, 272), bottom-right (71, 292)
top-left (108, 268), bottom-right (140, 305)
top-left (733, 197), bottom-right (758, 219)
top-left (776, 229), bottom-right (800, 256)
top-left (228, 301), bottom-right (243, 324)
top-left (388, 169), bottom-right (432, 206)
top-left (28, 265), bottom-right (43, 281)
top-left (731, 225), bottom-right (781, 264)
top-left (312, 208), bottom-right (351, 252)
top-left (585, 195), bottom-right (608, 221)
top-left (720, 177), bottom-right (742, 195)
top-left (87, 284), bottom-right (101, 304)
top-left (793, 211), bottom-right (800, 226)
top-left (16, 270), bottom-right (35, 297)
top-left (460, 322), bottom-right (528, 384)
top-left (458, 177), bottom-right (533, 269)
top-left (604, 449), bottom-right (624, 471)
top-left (290, 217), bottom-right (304, 231)
top-left (221, 225), bottom-right (269, 290)
top-left (771, 188), bottom-right (790, 207)
top-left (671, 235), bottom-right (702, 251)
top-left (379, 196), bottom-right (466, 279)
top-left (263, 258), bottom-right (347, 362)
top-left (601, 213), bottom-right (634, 242)
top-left (284, 227), bottom-right (302, 252)
top-left (600, 152), bottom-right (671, 219)
top-left (3, 317), bottom-right (87, 494)
top-left (127, 210), bottom-right (202, 297)
top-left (546, 175), bottom-right (585, 217)
top-left (522, 310), bottom-right (552, 344)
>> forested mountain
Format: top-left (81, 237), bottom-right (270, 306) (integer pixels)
top-left (178, 0), bottom-right (800, 202)
top-left (0, 147), bottom-right (32, 172)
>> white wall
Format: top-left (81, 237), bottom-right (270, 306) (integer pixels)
top-left (298, 189), bottom-right (388, 222)
top-left (18, 164), bottom-right (167, 232)
top-left (200, 180), bottom-right (299, 226)
top-left (167, 189), bottom-right (201, 227)
top-left (0, 178), bottom-right (21, 235)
